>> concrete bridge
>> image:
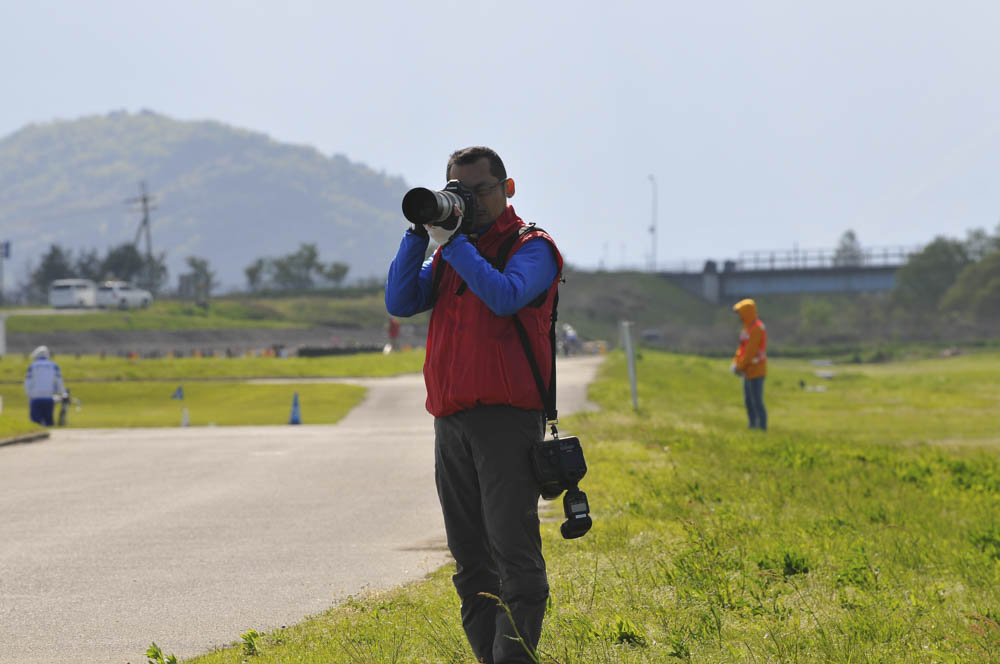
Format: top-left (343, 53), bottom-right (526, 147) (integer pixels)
top-left (662, 246), bottom-right (914, 303)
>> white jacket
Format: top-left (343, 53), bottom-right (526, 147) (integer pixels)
top-left (24, 358), bottom-right (65, 399)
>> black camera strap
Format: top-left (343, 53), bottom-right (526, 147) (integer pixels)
top-left (496, 226), bottom-right (560, 436)
top-left (511, 302), bottom-right (559, 434)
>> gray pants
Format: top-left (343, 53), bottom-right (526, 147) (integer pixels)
top-left (434, 405), bottom-right (549, 664)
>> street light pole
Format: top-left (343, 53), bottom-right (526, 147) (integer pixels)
top-left (648, 174), bottom-right (657, 272)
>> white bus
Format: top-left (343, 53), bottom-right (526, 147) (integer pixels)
top-left (49, 279), bottom-right (98, 308)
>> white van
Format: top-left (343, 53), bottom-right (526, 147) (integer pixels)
top-left (96, 281), bottom-right (153, 309)
top-left (49, 279), bottom-right (98, 308)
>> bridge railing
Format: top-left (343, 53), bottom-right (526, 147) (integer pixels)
top-left (734, 246), bottom-right (918, 271)
top-left (603, 245), bottom-right (922, 274)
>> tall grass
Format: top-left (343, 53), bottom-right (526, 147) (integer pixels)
top-left (182, 350), bottom-right (1000, 663)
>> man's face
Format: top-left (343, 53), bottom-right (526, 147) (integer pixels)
top-left (448, 157), bottom-right (508, 229)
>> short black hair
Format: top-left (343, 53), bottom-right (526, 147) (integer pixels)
top-left (446, 146), bottom-right (507, 182)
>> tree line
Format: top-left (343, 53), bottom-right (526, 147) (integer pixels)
top-left (20, 241), bottom-right (350, 303)
top-left (243, 243), bottom-right (349, 292)
top-left (25, 242), bottom-right (169, 301)
top-left (19, 228), bottom-right (999, 328)
top-left (891, 224), bottom-right (1000, 322)
top-left (781, 225), bottom-right (1000, 348)
top-left (828, 225), bottom-right (1000, 322)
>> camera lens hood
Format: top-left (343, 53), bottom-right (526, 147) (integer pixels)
top-left (401, 186), bottom-right (466, 226)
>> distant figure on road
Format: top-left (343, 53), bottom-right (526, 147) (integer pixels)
top-left (730, 299), bottom-right (767, 431)
top-left (386, 146), bottom-right (562, 664)
top-left (387, 316), bottom-right (401, 352)
top-left (24, 345), bottom-right (66, 427)
top-left (561, 323), bottom-right (580, 356)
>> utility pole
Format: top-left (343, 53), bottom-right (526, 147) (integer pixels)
top-left (0, 240), bottom-right (8, 306)
top-left (0, 240), bottom-right (7, 357)
top-left (648, 174), bottom-right (657, 272)
top-left (127, 181), bottom-right (157, 289)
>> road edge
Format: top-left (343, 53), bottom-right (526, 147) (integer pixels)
top-left (0, 431), bottom-right (50, 448)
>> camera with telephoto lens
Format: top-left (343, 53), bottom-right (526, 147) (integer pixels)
top-left (401, 179), bottom-right (477, 233)
top-left (531, 435), bottom-right (592, 539)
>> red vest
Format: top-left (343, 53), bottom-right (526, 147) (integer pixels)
top-left (424, 207), bottom-right (563, 417)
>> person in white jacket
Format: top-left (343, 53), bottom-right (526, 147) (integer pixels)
top-left (24, 346), bottom-right (65, 426)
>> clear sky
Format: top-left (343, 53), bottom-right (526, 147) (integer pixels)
top-left (2, 0), bottom-right (998, 272)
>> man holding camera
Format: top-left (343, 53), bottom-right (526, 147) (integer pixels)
top-left (386, 146), bottom-right (562, 664)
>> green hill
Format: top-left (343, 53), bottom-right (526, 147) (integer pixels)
top-left (0, 110), bottom-right (409, 289)
top-left (559, 268), bottom-right (718, 342)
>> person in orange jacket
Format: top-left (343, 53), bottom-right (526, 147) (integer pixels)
top-left (730, 298), bottom-right (767, 431)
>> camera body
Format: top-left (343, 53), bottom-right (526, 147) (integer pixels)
top-left (401, 180), bottom-right (477, 232)
top-left (532, 435), bottom-right (587, 499)
top-left (531, 435), bottom-right (592, 539)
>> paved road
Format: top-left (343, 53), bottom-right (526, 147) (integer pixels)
top-left (0, 356), bottom-right (602, 664)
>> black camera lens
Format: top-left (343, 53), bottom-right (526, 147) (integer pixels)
top-left (401, 187), bottom-right (465, 226)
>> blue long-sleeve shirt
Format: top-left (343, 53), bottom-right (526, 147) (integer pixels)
top-left (24, 358), bottom-right (65, 399)
top-left (386, 230), bottom-right (558, 318)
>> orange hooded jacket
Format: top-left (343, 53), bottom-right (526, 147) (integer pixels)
top-left (732, 299), bottom-right (767, 379)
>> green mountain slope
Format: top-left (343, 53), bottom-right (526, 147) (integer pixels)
top-left (0, 110), bottom-right (409, 288)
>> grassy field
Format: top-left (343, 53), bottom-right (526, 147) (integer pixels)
top-left (0, 414), bottom-right (43, 440)
top-left (0, 350), bottom-right (423, 435)
top-left (0, 381), bottom-right (366, 428)
top-left (0, 349), bottom-right (426, 383)
top-left (3, 300), bottom-right (296, 334)
top-left (174, 350), bottom-right (1000, 664)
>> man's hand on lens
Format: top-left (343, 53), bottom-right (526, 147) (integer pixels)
top-left (426, 222), bottom-right (459, 246)
top-left (426, 204), bottom-right (463, 246)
